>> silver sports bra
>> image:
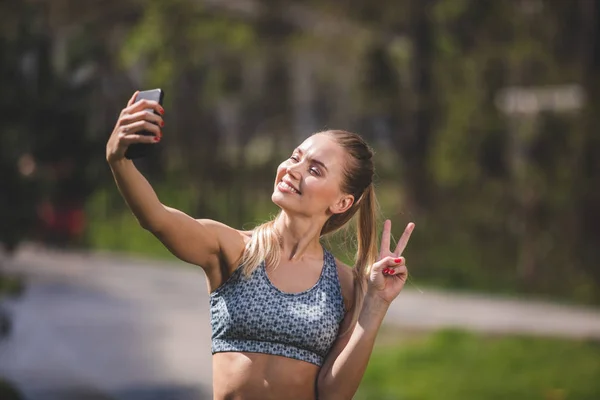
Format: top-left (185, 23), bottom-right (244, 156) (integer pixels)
top-left (209, 248), bottom-right (346, 366)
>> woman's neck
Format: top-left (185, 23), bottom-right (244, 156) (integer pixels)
top-left (274, 211), bottom-right (325, 261)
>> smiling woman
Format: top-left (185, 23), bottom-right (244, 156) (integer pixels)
top-left (106, 94), bottom-right (415, 400)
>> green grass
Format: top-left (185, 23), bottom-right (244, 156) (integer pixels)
top-left (357, 329), bottom-right (600, 400)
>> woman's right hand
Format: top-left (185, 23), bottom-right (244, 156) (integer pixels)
top-left (106, 91), bottom-right (165, 163)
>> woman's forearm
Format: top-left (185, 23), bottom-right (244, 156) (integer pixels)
top-left (318, 294), bottom-right (389, 400)
top-left (109, 159), bottom-right (168, 230)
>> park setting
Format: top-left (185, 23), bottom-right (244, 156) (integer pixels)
top-left (1, 0), bottom-right (600, 399)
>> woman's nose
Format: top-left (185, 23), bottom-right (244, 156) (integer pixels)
top-left (285, 164), bottom-right (301, 179)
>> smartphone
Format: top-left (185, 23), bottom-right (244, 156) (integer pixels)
top-left (124, 88), bottom-right (164, 160)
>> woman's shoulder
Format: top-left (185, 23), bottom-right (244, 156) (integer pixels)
top-left (197, 219), bottom-right (250, 271)
top-left (195, 219), bottom-right (250, 248)
top-left (195, 218), bottom-right (249, 236)
top-left (332, 257), bottom-right (355, 312)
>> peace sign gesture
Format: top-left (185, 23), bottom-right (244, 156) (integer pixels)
top-left (367, 220), bottom-right (415, 304)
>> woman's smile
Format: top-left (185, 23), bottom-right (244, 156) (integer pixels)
top-left (277, 179), bottom-right (301, 194)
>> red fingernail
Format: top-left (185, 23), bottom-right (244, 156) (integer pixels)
top-left (383, 268), bottom-right (390, 274)
top-left (158, 107), bottom-right (165, 115)
top-left (159, 120), bottom-right (164, 127)
top-left (153, 136), bottom-right (160, 142)
top-left (395, 258), bottom-right (402, 263)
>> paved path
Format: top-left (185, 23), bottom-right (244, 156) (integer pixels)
top-left (2, 245), bottom-right (600, 400)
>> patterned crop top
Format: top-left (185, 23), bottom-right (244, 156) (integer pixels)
top-left (209, 248), bottom-right (346, 366)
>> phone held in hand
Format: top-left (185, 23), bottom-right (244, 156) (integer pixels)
top-left (125, 88), bottom-right (164, 160)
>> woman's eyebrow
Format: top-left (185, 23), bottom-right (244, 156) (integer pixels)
top-left (294, 148), bottom-right (328, 172)
top-left (312, 159), bottom-right (328, 172)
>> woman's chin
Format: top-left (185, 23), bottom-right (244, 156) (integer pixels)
top-left (271, 191), bottom-right (298, 211)
top-left (271, 191), bottom-right (286, 207)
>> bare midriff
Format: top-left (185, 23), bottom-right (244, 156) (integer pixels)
top-left (212, 352), bottom-right (319, 400)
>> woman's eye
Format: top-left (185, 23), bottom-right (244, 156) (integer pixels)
top-left (310, 167), bottom-right (321, 176)
top-left (290, 155), bottom-right (300, 162)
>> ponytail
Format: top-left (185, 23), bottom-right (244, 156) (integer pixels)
top-left (346, 183), bottom-right (379, 334)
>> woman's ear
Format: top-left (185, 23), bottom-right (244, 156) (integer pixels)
top-left (330, 194), bottom-right (354, 215)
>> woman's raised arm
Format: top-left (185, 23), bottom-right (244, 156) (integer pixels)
top-left (106, 92), bottom-right (244, 281)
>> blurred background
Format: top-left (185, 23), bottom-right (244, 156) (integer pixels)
top-left (1, 0), bottom-right (600, 399)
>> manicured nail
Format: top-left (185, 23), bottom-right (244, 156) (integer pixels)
top-left (395, 258), bottom-right (403, 263)
top-left (383, 268), bottom-right (390, 274)
top-left (159, 120), bottom-right (164, 127)
top-left (153, 136), bottom-right (160, 142)
top-left (158, 107), bottom-right (165, 115)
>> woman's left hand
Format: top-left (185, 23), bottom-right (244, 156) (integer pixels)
top-left (367, 220), bottom-right (415, 305)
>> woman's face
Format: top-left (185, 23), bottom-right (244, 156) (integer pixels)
top-left (272, 134), bottom-right (354, 218)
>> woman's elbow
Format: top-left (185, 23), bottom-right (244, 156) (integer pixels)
top-left (136, 207), bottom-right (168, 232)
top-left (137, 216), bottom-right (158, 232)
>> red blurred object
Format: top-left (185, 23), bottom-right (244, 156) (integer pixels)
top-left (37, 200), bottom-right (86, 245)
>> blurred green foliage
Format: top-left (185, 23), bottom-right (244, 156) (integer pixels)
top-left (0, 274), bottom-right (25, 298)
top-left (358, 329), bottom-right (600, 400)
top-left (2, 0), bottom-right (600, 304)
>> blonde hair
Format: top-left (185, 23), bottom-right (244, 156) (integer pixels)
top-left (240, 130), bottom-right (378, 334)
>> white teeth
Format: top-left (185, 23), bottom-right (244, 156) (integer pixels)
top-left (280, 181), bottom-right (298, 194)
